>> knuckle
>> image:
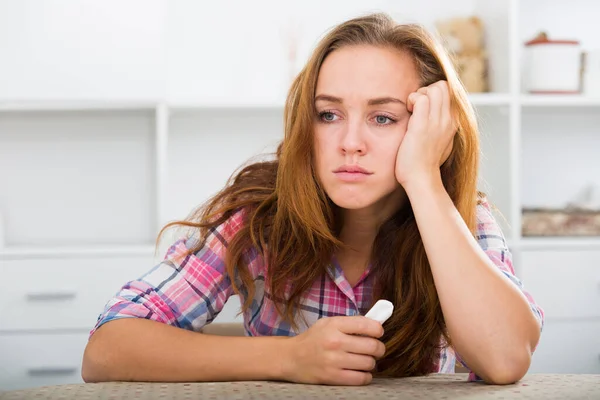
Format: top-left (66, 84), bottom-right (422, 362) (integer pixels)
top-left (324, 351), bottom-right (338, 366)
top-left (416, 95), bottom-right (429, 104)
top-left (378, 341), bottom-right (387, 357)
top-left (367, 357), bottom-right (377, 371)
top-left (429, 86), bottom-right (441, 95)
top-left (368, 339), bottom-right (379, 355)
top-left (356, 318), bottom-right (368, 333)
top-left (325, 334), bottom-right (342, 350)
top-left (315, 317), bottom-right (327, 328)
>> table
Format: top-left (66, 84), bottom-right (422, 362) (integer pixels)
top-left (1, 373), bottom-right (599, 399)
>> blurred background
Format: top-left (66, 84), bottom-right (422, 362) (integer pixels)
top-left (0, 0), bottom-right (599, 391)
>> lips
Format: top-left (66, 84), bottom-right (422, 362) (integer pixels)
top-left (333, 165), bottom-right (373, 174)
top-left (333, 165), bottom-right (373, 182)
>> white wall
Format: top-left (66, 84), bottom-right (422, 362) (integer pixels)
top-left (0, 0), bottom-right (166, 101)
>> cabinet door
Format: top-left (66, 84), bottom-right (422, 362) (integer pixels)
top-left (529, 320), bottom-right (600, 374)
top-left (0, 255), bottom-right (156, 331)
top-left (520, 250), bottom-right (600, 319)
top-left (0, 333), bottom-right (88, 391)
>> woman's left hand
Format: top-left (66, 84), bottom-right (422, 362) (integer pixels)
top-left (395, 80), bottom-right (457, 188)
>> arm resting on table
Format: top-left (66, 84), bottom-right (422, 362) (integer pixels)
top-left (82, 318), bottom-right (289, 383)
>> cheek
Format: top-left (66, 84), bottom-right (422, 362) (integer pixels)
top-left (313, 131), bottom-right (331, 172)
top-left (314, 127), bottom-right (334, 153)
top-left (377, 125), bottom-right (407, 159)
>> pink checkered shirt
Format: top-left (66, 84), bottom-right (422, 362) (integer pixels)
top-left (91, 200), bottom-right (544, 381)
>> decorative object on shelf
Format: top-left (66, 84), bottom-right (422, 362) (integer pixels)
top-left (523, 32), bottom-right (582, 94)
top-left (582, 49), bottom-right (600, 97)
top-left (522, 184), bottom-right (600, 236)
top-left (435, 16), bottom-right (488, 93)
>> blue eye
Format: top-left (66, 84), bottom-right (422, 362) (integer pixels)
top-left (375, 115), bottom-right (393, 125)
top-left (319, 111), bottom-right (339, 123)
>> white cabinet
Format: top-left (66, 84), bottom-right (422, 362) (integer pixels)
top-left (0, 256), bottom-right (157, 331)
top-left (529, 320), bottom-right (600, 374)
top-left (0, 109), bottom-right (157, 247)
top-left (0, 333), bottom-right (88, 391)
top-left (520, 251), bottom-right (600, 320)
top-left (520, 250), bottom-right (600, 373)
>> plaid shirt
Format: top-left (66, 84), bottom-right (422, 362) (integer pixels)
top-left (91, 199), bottom-right (544, 381)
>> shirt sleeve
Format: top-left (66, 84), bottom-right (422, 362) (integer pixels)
top-left (89, 210), bottom-right (246, 337)
top-left (455, 198), bottom-right (545, 381)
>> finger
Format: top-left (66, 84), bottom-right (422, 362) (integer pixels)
top-left (408, 88), bottom-right (428, 112)
top-left (407, 92), bottom-right (417, 112)
top-left (435, 80), bottom-right (452, 129)
top-left (407, 92), bottom-right (426, 114)
top-left (329, 370), bottom-right (373, 386)
top-left (342, 336), bottom-right (386, 358)
top-left (335, 316), bottom-right (384, 338)
top-left (338, 353), bottom-right (377, 372)
top-left (426, 84), bottom-right (443, 123)
top-left (410, 94), bottom-right (430, 128)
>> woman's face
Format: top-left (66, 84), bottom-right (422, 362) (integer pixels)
top-left (313, 45), bottom-right (420, 211)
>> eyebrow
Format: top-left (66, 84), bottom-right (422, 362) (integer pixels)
top-left (314, 94), bottom-right (406, 106)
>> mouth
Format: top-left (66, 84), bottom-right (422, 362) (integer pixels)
top-left (333, 165), bottom-right (373, 182)
top-left (333, 165), bottom-right (373, 174)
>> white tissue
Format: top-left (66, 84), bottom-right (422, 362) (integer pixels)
top-left (364, 299), bottom-right (394, 324)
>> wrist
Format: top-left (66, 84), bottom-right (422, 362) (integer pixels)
top-left (271, 336), bottom-right (295, 381)
top-left (400, 169), bottom-right (443, 196)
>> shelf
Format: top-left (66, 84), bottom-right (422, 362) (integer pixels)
top-left (0, 101), bottom-right (157, 112)
top-left (168, 101), bottom-right (285, 112)
top-left (517, 237), bottom-right (600, 250)
top-left (0, 245), bottom-right (157, 260)
top-left (0, 93), bottom-right (512, 113)
top-left (520, 95), bottom-right (600, 107)
top-left (0, 109), bottom-right (157, 247)
top-left (169, 93), bottom-right (511, 111)
top-left (468, 93), bottom-right (511, 106)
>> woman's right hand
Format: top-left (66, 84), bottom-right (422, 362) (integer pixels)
top-left (281, 316), bottom-right (386, 386)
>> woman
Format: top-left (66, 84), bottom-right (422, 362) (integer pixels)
top-left (82, 13), bottom-right (543, 386)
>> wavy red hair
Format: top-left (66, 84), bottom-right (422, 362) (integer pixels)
top-left (158, 13), bottom-right (481, 377)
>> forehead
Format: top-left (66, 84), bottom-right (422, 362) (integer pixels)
top-left (315, 45), bottom-right (420, 100)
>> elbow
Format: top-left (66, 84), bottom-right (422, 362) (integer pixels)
top-left (81, 332), bottom-right (111, 383)
top-left (483, 350), bottom-right (531, 385)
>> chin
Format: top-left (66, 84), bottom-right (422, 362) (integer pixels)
top-left (324, 181), bottom-right (404, 211)
top-left (326, 189), bottom-right (379, 210)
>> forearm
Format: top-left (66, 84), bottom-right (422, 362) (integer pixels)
top-left (404, 174), bottom-right (540, 383)
top-left (82, 318), bottom-right (289, 383)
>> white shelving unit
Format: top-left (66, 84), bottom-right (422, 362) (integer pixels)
top-left (0, 0), bottom-right (599, 390)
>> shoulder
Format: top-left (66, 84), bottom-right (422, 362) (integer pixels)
top-left (474, 195), bottom-right (508, 250)
top-left (185, 208), bottom-right (248, 248)
top-left (162, 208), bottom-right (250, 267)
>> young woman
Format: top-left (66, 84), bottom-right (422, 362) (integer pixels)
top-left (82, 13), bottom-right (544, 386)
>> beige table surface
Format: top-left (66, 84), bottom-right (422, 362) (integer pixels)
top-left (1, 373), bottom-right (599, 400)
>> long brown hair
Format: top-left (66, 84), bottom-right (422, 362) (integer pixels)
top-left (158, 13), bottom-right (480, 377)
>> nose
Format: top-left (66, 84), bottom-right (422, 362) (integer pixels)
top-left (340, 118), bottom-right (367, 156)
